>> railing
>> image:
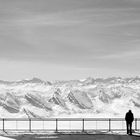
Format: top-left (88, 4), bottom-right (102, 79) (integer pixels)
top-left (0, 118), bottom-right (140, 132)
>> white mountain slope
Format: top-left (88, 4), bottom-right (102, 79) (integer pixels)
top-left (0, 92), bottom-right (20, 113)
top-left (0, 77), bottom-right (140, 118)
top-left (49, 89), bottom-right (67, 108)
top-left (68, 90), bottom-right (93, 109)
top-left (25, 92), bottom-right (52, 111)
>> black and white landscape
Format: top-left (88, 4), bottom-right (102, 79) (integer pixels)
top-left (1, 0), bottom-right (140, 139)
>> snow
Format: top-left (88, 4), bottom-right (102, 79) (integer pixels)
top-left (0, 136), bottom-right (15, 140)
top-left (0, 77), bottom-right (140, 118)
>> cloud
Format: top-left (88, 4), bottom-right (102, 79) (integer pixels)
top-left (0, 7), bottom-right (140, 62)
top-left (0, 0), bottom-right (140, 80)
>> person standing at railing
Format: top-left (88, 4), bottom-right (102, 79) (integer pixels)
top-left (125, 110), bottom-right (134, 135)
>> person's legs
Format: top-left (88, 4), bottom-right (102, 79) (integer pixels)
top-left (126, 122), bottom-right (129, 134)
top-left (129, 122), bottom-right (132, 135)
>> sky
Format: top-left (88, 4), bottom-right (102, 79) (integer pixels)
top-left (0, 0), bottom-right (140, 81)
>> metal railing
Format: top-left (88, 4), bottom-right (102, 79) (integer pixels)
top-left (0, 118), bottom-right (140, 132)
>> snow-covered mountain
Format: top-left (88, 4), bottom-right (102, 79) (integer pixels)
top-left (0, 77), bottom-right (51, 85)
top-left (0, 77), bottom-right (140, 118)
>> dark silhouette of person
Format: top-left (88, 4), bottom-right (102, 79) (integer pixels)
top-left (125, 110), bottom-right (134, 135)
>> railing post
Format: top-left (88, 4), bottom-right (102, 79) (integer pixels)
top-left (29, 119), bottom-right (31, 132)
top-left (43, 120), bottom-right (44, 130)
top-left (82, 119), bottom-right (84, 132)
top-left (16, 120), bottom-right (17, 131)
top-left (3, 119), bottom-right (5, 132)
top-left (109, 119), bottom-right (111, 131)
top-left (135, 118), bottom-right (137, 131)
top-left (56, 119), bottom-right (58, 132)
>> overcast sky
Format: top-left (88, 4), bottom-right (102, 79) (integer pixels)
top-left (0, 0), bottom-right (140, 81)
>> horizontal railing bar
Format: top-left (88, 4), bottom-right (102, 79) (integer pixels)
top-left (0, 129), bottom-right (130, 131)
top-left (0, 118), bottom-right (140, 121)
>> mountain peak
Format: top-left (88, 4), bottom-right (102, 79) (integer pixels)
top-left (29, 77), bottom-right (44, 83)
top-left (17, 77), bottom-right (52, 85)
top-left (0, 77), bottom-right (52, 85)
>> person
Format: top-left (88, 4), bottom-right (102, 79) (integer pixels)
top-left (125, 110), bottom-right (134, 135)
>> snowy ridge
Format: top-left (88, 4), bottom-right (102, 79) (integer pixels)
top-left (25, 93), bottom-right (52, 111)
top-left (0, 77), bottom-right (140, 118)
top-left (68, 90), bottom-right (93, 109)
top-left (49, 89), bottom-right (66, 108)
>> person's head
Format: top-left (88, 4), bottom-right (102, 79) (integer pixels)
top-left (129, 110), bottom-right (132, 113)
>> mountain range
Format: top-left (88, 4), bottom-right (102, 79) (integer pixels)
top-left (0, 77), bottom-right (140, 118)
